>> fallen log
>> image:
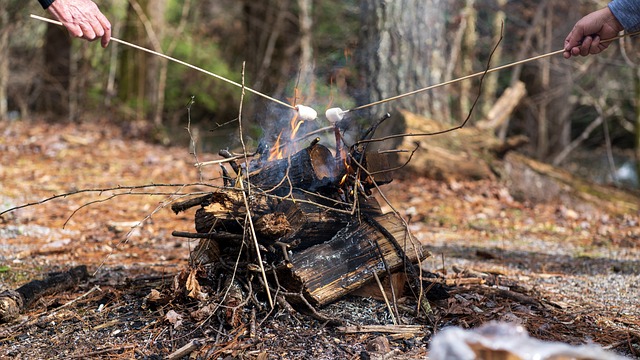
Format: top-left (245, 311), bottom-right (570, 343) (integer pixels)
top-left (504, 152), bottom-right (640, 215)
top-left (0, 265), bottom-right (89, 323)
top-left (394, 81), bottom-right (528, 181)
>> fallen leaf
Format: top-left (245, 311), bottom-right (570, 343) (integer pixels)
top-left (186, 269), bottom-right (201, 299)
top-left (165, 310), bottom-right (183, 329)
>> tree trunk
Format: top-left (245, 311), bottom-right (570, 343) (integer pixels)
top-left (356, 0), bottom-right (450, 121)
top-left (0, 11), bottom-right (9, 121)
top-left (459, 0), bottom-right (476, 122)
top-left (635, 67), bottom-right (640, 182)
top-left (117, 0), bottom-right (150, 120)
top-left (297, 0), bottom-right (314, 97)
top-left (38, 26), bottom-right (71, 117)
top-left (480, 0), bottom-right (506, 117)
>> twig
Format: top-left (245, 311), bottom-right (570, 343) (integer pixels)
top-left (237, 62), bottom-right (274, 309)
top-left (372, 271), bottom-right (398, 325)
top-left (166, 338), bottom-right (206, 360)
top-left (70, 345), bottom-right (136, 359)
top-left (186, 97), bottom-right (203, 181)
top-left (337, 325), bottom-right (427, 335)
top-left (0, 183), bottom-right (219, 217)
top-left (53, 285), bottom-right (101, 312)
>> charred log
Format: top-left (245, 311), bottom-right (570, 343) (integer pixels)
top-left (0, 265), bottom-right (89, 323)
top-left (278, 212), bottom-right (430, 306)
top-left (249, 143), bottom-right (340, 196)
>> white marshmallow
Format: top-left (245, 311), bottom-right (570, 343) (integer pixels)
top-left (295, 104), bottom-right (318, 121)
top-left (325, 107), bottom-right (345, 125)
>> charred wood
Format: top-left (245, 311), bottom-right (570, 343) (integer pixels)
top-left (279, 212), bottom-right (430, 306)
top-left (249, 143), bottom-right (340, 196)
top-left (0, 265), bottom-right (89, 323)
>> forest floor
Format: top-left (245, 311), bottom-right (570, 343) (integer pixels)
top-left (0, 119), bottom-right (639, 359)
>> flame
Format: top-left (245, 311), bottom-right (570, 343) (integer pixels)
top-left (268, 133), bottom-right (283, 161)
top-left (266, 90), bottom-right (308, 161)
top-left (338, 156), bottom-right (351, 187)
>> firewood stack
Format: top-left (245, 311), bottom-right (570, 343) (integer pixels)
top-left (172, 117), bottom-right (438, 309)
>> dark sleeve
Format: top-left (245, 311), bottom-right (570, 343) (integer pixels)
top-left (609, 0), bottom-right (640, 32)
top-left (38, 0), bottom-right (56, 9)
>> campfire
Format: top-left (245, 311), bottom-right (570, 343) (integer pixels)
top-left (171, 107), bottom-right (444, 315)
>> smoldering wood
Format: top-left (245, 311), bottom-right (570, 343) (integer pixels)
top-left (248, 143), bottom-right (340, 195)
top-left (0, 265), bottom-right (89, 323)
top-left (272, 191), bottom-right (351, 250)
top-left (278, 212), bottom-right (430, 306)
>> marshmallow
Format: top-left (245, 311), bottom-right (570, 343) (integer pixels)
top-left (295, 104), bottom-right (318, 121)
top-left (325, 107), bottom-right (345, 125)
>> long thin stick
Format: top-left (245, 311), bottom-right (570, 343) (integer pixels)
top-left (347, 30), bottom-right (640, 113)
top-left (30, 14), bottom-right (296, 111)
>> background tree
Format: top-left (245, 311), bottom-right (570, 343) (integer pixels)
top-left (356, 0), bottom-right (451, 121)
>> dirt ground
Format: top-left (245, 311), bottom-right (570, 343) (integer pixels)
top-left (0, 119), bottom-right (639, 359)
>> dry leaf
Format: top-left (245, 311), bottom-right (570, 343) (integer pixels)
top-left (186, 269), bottom-right (201, 299)
top-left (191, 304), bottom-right (216, 322)
top-left (165, 310), bottom-right (183, 329)
top-left (146, 289), bottom-right (162, 302)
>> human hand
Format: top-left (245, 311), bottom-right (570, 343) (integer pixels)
top-left (47, 0), bottom-right (111, 48)
top-left (563, 7), bottom-right (623, 59)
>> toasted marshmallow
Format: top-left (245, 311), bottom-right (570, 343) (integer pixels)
top-left (325, 107), bottom-right (345, 125)
top-left (295, 104), bottom-right (318, 121)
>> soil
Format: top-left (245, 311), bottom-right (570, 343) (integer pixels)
top-left (0, 119), bottom-right (639, 359)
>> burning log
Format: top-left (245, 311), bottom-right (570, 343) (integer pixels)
top-left (249, 142), bottom-right (340, 195)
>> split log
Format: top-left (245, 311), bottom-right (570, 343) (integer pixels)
top-left (279, 212), bottom-right (430, 306)
top-left (0, 265), bottom-right (88, 323)
top-left (194, 191), bottom-right (274, 235)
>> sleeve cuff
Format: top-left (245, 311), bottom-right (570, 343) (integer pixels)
top-left (609, 0), bottom-right (640, 32)
top-left (38, 0), bottom-right (56, 10)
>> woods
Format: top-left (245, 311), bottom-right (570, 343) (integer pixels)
top-left (1, 0), bottom-right (638, 186)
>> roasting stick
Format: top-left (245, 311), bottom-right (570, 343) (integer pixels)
top-left (343, 30), bottom-right (640, 114)
top-left (30, 14), bottom-right (296, 111)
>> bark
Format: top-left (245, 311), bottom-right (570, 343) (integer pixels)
top-left (357, 0), bottom-right (450, 121)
